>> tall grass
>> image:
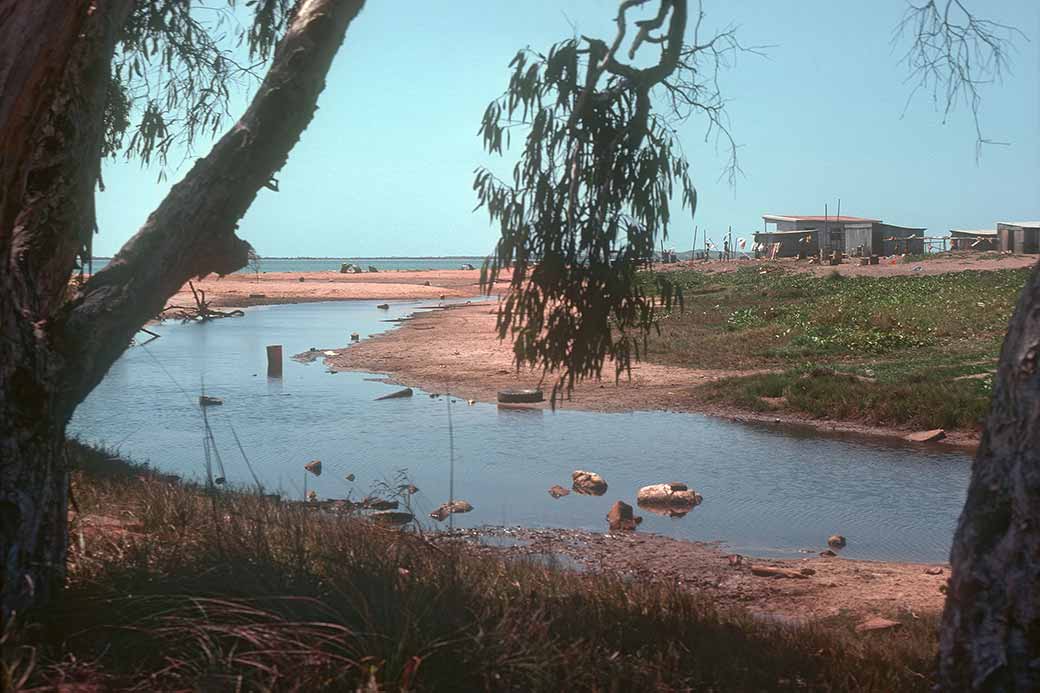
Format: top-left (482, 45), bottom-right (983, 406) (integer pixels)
top-left (5, 442), bottom-right (941, 691)
top-left (637, 266), bottom-right (1026, 429)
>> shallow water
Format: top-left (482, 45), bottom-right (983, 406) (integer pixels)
top-left (70, 300), bottom-right (972, 563)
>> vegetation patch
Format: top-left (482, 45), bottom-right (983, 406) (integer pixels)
top-left (638, 266), bottom-right (1027, 429)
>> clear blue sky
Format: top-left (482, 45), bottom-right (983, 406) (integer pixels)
top-left (94, 0), bottom-right (1039, 257)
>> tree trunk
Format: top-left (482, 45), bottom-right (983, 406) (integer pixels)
top-left (0, 347), bottom-right (69, 618)
top-left (1, 0), bottom-right (366, 619)
top-left (939, 262), bottom-right (1040, 691)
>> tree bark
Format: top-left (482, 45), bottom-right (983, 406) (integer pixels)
top-left (1, 0), bottom-right (366, 620)
top-left (1, 0), bottom-right (131, 624)
top-left (0, 0), bottom-right (93, 241)
top-left (939, 262), bottom-right (1040, 691)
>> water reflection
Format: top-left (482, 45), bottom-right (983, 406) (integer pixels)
top-left (70, 300), bottom-right (972, 563)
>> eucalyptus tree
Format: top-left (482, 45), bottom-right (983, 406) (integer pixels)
top-left (476, 0), bottom-right (748, 400)
top-left (0, 0), bottom-right (364, 619)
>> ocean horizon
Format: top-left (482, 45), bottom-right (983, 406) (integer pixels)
top-left (86, 256), bottom-right (487, 274)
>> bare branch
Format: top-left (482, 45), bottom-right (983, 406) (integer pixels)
top-left (55, 0), bottom-right (366, 417)
top-left (894, 0), bottom-right (1027, 159)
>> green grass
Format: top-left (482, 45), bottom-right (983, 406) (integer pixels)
top-left (638, 265), bottom-right (1029, 430)
top-left (3, 443), bottom-right (941, 691)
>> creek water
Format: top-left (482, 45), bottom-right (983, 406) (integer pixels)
top-left (69, 300), bottom-right (972, 563)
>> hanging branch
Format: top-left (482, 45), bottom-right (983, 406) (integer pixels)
top-left (894, 0), bottom-right (1026, 159)
top-left (475, 0), bottom-right (759, 403)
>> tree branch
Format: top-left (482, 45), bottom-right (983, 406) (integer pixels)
top-left (54, 0), bottom-right (366, 417)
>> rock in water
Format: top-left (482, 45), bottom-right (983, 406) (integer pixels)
top-left (548, 485), bottom-right (570, 499)
top-left (827, 534), bottom-right (847, 549)
top-left (304, 459), bottom-right (322, 476)
top-left (606, 500), bottom-right (642, 531)
top-left (430, 500), bottom-right (473, 521)
top-left (636, 482), bottom-right (702, 508)
top-left (905, 428), bottom-right (946, 443)
top-left (375, 387), bottom-right (413, 401)
top-left (572, 470), bottom-right (608, 495)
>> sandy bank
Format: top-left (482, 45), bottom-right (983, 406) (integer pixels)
top-left (159, 268), bottom-right (502, 313)
top-left (457, 526), bottom-right (948, 622)
top-left (320, 300), bottom-right (980, 450)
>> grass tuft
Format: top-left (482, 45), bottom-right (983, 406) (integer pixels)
top-left (2, 442), bottom-right (944, 691)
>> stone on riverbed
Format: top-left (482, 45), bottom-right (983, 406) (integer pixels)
top-left (430, 500), bottom-right (473, 521)
top-left (571, 470), bottom-right (608, 496)
top-left (636, 482), bottom-right (702, 508)
top-left (606, 500), bottom-right (642, 531)
top-left (548, 485), bottom-right (570, 499)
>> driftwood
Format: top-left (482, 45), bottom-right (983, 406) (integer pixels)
top-left (161, 281), bottom-right (244, 322)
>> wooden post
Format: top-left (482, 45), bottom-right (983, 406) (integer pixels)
top-left (266, 344), bottom-right (283, 378)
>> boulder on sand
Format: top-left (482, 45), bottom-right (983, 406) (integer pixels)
top-left (905, 428), bottom-right (946, 443)
top-left (750, 565), bottom-right (809, 579)
top-left (636, 482), bottom-right (702, 509)
top-left (430, 500), bottom-right (473, 521)
top-left (606, 500), bottom-right (642, 531)
top-left (855, 617), bottom-right (902, 633)
top-left (572, 470), bottom-right (608, 496)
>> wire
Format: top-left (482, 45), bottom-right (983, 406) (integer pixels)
top-left (228, 420), bottom-right (264, 493)
top-left (446, 390), bottom-right (455, 531)
top-left (140, 342), bottom-right (196, 408)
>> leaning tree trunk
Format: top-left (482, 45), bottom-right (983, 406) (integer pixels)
top-left (1, 0), bottom-right (366, 621)
top-left (939, 261), bottom-right (1040, 691)
top-left (0, 0), bottom-right (128, 622)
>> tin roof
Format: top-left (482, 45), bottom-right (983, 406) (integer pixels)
top-left (999, 221), bottom-right (1040, 228)
top-left (762, 214), bottom-right (880, 223)
top-left (950, 229), bottom-right (997, 236)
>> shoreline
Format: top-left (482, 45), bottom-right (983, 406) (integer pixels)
top-left (455, 525), bottom-right (949, 621)
top-left (153, 265), bottom-right (981, 450)
top-left (320, 299), bottom-right (981, 452)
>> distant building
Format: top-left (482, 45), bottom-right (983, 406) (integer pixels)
top-left (755, 214), bottom-right (924, 258)
top-left (949, 229), bottom-right (998, 251)
top-left (997, 221), bottom-right (1040, 254)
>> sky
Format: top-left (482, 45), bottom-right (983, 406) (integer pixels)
top-left (94, 1), bottom-right (1040, 257)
